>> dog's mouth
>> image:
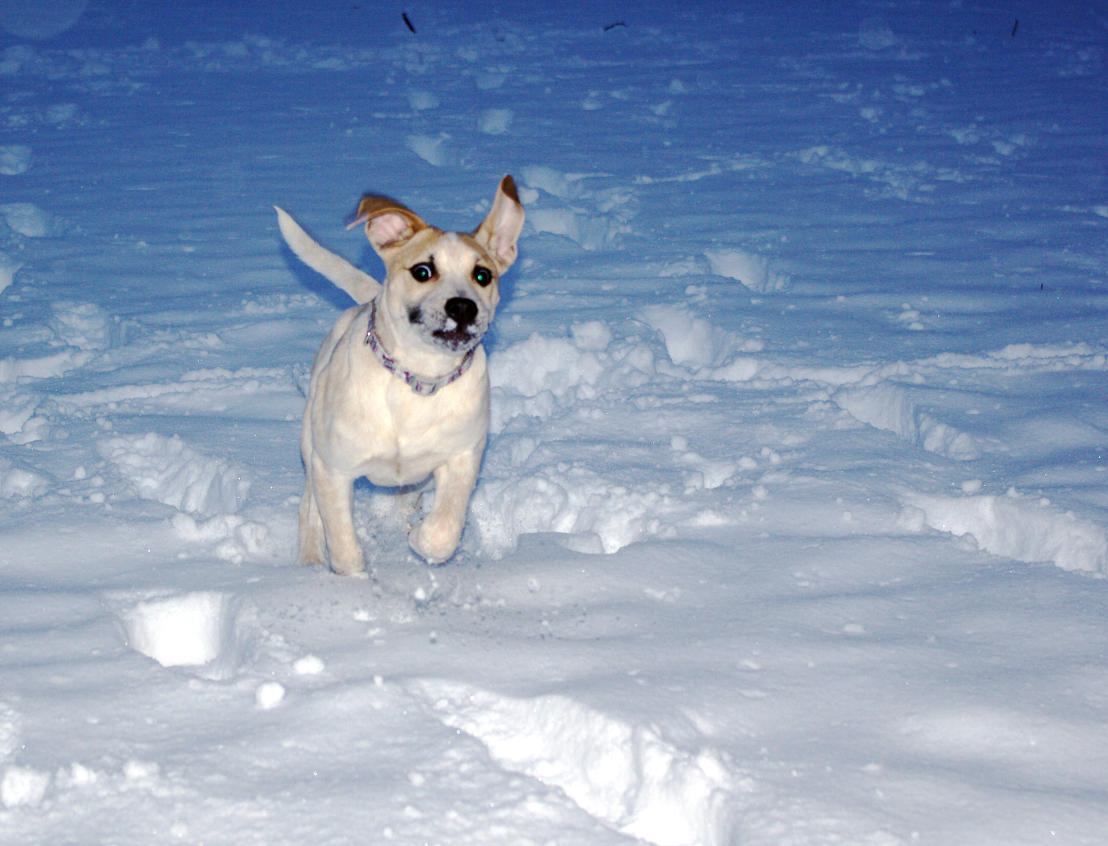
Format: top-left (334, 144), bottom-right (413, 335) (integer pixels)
top-left (409, 303), bottom-right (485, 352)
top-left (431, 325), bottom-right (482, 351)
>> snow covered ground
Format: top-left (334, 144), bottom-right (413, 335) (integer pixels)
top-left (2, 1), bottom-right (1108, 843)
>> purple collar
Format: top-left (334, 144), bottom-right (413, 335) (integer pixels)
top-left (364, 299), bottom-right (474, 397)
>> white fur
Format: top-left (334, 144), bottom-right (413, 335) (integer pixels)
top-left (278, 176), bottom-right (524, 573)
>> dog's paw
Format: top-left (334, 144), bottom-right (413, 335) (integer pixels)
top-left (408, 522), bottom-right (458, 565)
top-left (297, 526), bottom-right (328, 568)
top-left (329, 556), bottom-right (367, 577)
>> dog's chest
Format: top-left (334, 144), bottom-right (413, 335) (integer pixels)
top-left (351, 402), bottom-right (483, 484)
top-left (317, 365), bottom-right (488, 486)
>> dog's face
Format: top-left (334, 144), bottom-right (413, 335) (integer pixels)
top-left (381, 228), bottom-right (501, 354)
top-left (352, 176), bottom-right (524, 356)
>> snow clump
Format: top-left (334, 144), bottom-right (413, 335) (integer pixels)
top-left (98, 433), bottom-right (251, 516)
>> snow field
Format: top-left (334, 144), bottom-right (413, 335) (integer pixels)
top-left (2, 2), bottom-right (1108, 843)
top-left (0, 550), bottom-right (745, 842)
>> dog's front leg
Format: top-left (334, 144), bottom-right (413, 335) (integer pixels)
top-left (310, 457), bottom-right (365, 575)
top-left (408, 442), bottom-right (484, 565)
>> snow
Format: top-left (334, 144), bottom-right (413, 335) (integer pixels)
top-left (1, 1), bottom-right (1108, 844)
top-left (416, 679), bottom-right (733, 846)
top-left (116, 591), bottom-right (233, 668)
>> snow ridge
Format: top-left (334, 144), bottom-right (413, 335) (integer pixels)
top-left (98, 433), bottom-right (250, 516)
top-left (908, 491), bottom-right (1108, 573)
top-left (414, 680), bottom-right (733, 846)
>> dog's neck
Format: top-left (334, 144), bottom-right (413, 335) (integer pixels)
top-left (365, 298), bottom-right (475, 397)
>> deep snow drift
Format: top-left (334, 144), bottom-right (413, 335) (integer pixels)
top-left (2, 1), bottom-right (1108, 844)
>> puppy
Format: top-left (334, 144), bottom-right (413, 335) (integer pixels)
top-left (275, 176), bottom-right (524, 574)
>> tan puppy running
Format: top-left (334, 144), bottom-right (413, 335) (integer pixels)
top-left (275, 176), bottom-right (524, 574)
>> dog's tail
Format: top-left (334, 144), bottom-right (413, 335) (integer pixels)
top-left (275, 206), bottom-right (380, 305)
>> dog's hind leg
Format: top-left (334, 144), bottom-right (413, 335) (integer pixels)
top-left (310, 458), bottom-right (365, 575)
top-left (297, 475), bottom-right (327, 567)
top-left (298, 412), bottom-right (328, 567)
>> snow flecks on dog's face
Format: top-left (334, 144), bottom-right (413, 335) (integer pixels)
top-left (385, 229), bottom-right (501, 354)
top-left (356, 175), bottom-right (525, 357)
top-left (288, 175), bottom-right (525, 572)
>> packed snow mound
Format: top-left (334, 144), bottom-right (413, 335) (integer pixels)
top-left (487, 322), bottom-right (653, 434)
top-left (1, 766), bottom-right (50, 809)
top-left (0, 390), bottom-right (37, 438)
top-left (171, 512), bottom-right (270, 565)
top-left (414, 680), bottom-right (733, 846)
top-left (640, 305), bottom-right (762, 369)
top-left (108, 591), bottom-right (245, 677)
top-left (489, 331), bottom-right (606, 400)
top-left (474, 322), bottom-right (696, 557)
top-left (0, 145), bottom-right (31, 176)
top-left (0, 251), bottom-right (21, 295)
top-left (0, 202), bottom-right (65, 237)
top-left (526, 208), bottom-right (631, 251)
top-left (48, 301), bottom-right (115, 351)
top-left (0, 703), bottom-right (48, 810)
top-left (522, 165), bottom-right (578, 199)
top-left (907, 491), bottom-right (1108, 573)
top-left (0, 348), bottom-right (90, 384)
top-left (0, 703), bottom-right (18, 763)
top-left (0, 0), bottom-right (88, 40)
top-left (0, 458), bottom-right (51, 499)
top-left (405, 134), bottom-right (451, 167)
top-left (704, 248), bottom-right (790, 293)
top-left (469, 469), bottom-right (671, 558)
top-left (117, 592), bottom-right (231, 667)
top-left (98, 432), bottom-right (250, 516)
top-left (477, 108), bottom-right (513, 135)
top-left (835, 383), bottom-right (980, 460)
top-left (520, 165), bottom-right (636, 250)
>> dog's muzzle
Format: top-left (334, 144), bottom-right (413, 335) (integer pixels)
top-left (432, 297), bottom-right (482, 349)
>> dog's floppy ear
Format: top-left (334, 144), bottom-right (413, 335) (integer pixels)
top-left (472, 175), bottom-right (525, 273)
top-left (347, 195), bottom-right (427, 253)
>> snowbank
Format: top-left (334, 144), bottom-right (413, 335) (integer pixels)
top-left (908, 491), bottom-right (1108, 573)
top-left (415, 680), bottom-right (733, 846)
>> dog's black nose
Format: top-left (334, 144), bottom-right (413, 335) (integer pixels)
top-left (445, 297), bottom-right (478, 328)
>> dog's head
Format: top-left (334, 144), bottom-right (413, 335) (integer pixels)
top-left (350, 175), bottom-right (524, 356)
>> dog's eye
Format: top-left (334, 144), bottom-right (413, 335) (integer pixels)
top-left (472, 266), bottom-right (493, 287)
top-left (410, 263), bottom-right (434, 283)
